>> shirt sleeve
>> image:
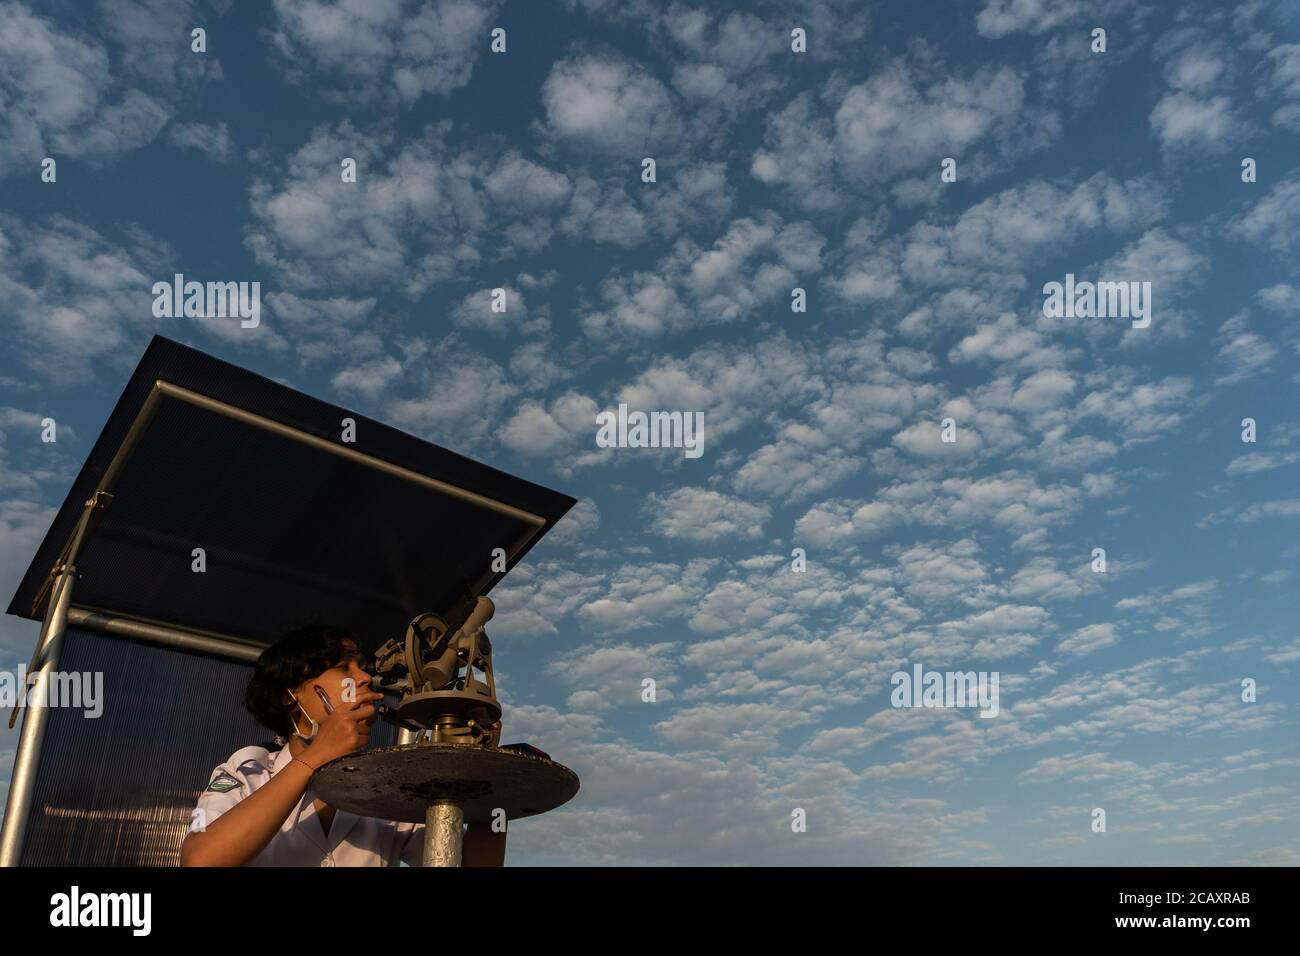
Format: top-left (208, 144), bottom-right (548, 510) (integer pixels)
top-left (190, 747), bottom-right (269, 834)
top-left (400, 823), bottom-right (426, 867)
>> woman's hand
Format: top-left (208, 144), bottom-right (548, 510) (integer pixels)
top-left (302, 685), bottom-right (384, 768)
top-left (483, 719), bottom-right (502, 748)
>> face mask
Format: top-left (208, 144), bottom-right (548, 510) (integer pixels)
top-left (286, 690), bottom-right (319, 743)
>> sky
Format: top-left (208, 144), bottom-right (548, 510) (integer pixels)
top-left (1, 0), bottom-right (1299, 866)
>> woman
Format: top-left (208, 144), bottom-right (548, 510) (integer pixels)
top-left (180, 624), bottom-right (506, 866)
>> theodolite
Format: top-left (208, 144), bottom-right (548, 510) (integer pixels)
top-left (313, 591), bottom-right (578, 866)
top-left (370, 592), bottom-right (501, 745)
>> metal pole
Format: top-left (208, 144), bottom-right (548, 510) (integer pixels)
top-left (65, 607), bottom-right (263, 663)
top-left (423, 800), bottom-right (464, 867)
top-left (0, 564), bottom-right (78, 867)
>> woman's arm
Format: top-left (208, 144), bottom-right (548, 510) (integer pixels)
top-left (180, 759), bottom-right (316, 866)
top-left (181, 690), bottom-right (381, 866)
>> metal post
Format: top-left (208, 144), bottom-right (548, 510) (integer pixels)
top-left (423, 799), bottom-right (465, 867)
top-left (0, 564), bottom-right (78, 867)
top-left (66, 607), bottom-right (263, 663)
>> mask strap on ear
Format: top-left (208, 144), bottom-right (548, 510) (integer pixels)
top-left (286, 690), bottom-right (319, 743)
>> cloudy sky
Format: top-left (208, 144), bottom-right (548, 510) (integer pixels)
top-left (2, 0), bottom-right (1299, 865)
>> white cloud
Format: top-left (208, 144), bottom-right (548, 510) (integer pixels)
top-left (331, 355), bottom-right (401, 399)
top-left (558, 164), bottom-right (734, 247)
top-left (545, 497), bottom-right (601, 548)
top-left (889, 173), bottom-right (1166, 303)
top-left (542, 54), bottom-right (677, 154)
top-left (0, 214), bottom-right (197, 382)
top-left (834, 63), bottom-right (1029, 181)
top-left (975, 0), bottom-right (1092, 38)
top-left (581, 212), bottom-right (824, 339)
top-left (500, 391), bottom-right (600, 462)
top-left (450, 286), bottom-right (548, 336)
top-left (578, 560), bottom-right (715, 633)
top-left (483, 152), bottom-right (574, 209)
top-left (168, 121), bottom-right (236, 163)
top-left (1237, 499), bottom-right (1300, 523)
top-left (1019, 750), bottom-right (1148, 783)
top-left (1226, 452), bottom-right (1300, 477)
top-left (644, 488), bottom-right (770, 543)
top-left (383, 343), bottom-right (518, 451)
top-left (246, 122), bottom-right (571, 295)
top-left (892, 418), bottom-right (983, 459)
top-left (490, 561), bottom-right (608, 639)
top-left (1073, 373), bottom-right (1195, 443)
top-left (269, 0), bottom-right (497, 103)
top-left (1150, 92), bottom-right (1238, 151)
top-left (949, 312), bottom-right (1070, 370)
top-left (755, 57), bottom-right (1055, 205)
top-left (893, 540), bottom-right (989, 606)
top-left (0, 0), bottom-right (219, 173)
top-left (1264, 637), bottom-right (1300, 664)
top-left (1264, 43), bottom-right (1300, 129)
top-left (545, 640), bottom-right (679, 712)
top-left (1255, 284), bottom-right (1300, 316)
top-left (795, 471), bottom-right (1090, 550)
top-left (1165, 45), bottom-right (1226, 93)
top-left (1214, 313), bottom-right (1276, 385)
top-left (508, 339), bottom-right (575, 394)
top-left (1007, 556), bottom-right (1093, 602)
top-left (1058, 622), bottom-right (1119, 656)
top-left (1232, 176), bottom-right (1300, 255)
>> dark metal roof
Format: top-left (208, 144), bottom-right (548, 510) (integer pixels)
top-left (7, 335), bottom-right (575, 650)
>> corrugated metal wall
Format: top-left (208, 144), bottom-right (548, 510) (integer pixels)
top-left (16, 625), bottom-right (394, 866)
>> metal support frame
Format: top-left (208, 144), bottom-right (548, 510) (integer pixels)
top-left (2, 377), bottom-right (550, 867)
top-left (0, 565), bottom-right (77, 866)
top-left (423, 800), bottom-right (465, 867)
top-left (65, 607), bottom-right (265, 663)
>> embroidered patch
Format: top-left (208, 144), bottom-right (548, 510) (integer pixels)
top-left (206, 771), bottom-right (242, 793)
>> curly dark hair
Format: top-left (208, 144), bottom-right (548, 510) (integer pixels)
top-left (244, 625), bottom-right (364, 738)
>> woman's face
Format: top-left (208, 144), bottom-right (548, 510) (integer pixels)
top-left (289, 639), bottom-right (376, 730)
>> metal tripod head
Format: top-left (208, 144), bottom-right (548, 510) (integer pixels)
top-left (371, 594), bottom-right (500, 745)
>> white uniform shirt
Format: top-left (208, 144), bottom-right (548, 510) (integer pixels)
top-left (192, 744), bottom-right (425, 867)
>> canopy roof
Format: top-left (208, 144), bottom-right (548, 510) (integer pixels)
top-left (7, 335), bottom-right (575, 651)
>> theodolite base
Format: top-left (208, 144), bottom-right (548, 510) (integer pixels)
top-left (312, 742), bottom-right (580, 824)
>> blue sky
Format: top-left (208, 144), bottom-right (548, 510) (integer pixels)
top-left (2, 0), bottom-right (1299, 865)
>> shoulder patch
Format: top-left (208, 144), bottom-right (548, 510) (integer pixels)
top-left (206, 771), bottom-right (242, 793)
